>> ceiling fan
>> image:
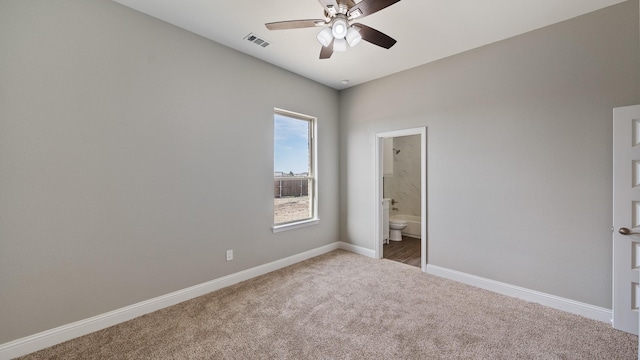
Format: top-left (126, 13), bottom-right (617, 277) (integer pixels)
top-left (265, 0), bottom-right (401, 59)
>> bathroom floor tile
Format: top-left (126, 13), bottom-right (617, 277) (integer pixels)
top-left (383, 236), bottom-right (421, 268)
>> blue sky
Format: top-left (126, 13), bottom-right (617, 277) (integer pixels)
top-left (274, 114), bottom-right (310, 174)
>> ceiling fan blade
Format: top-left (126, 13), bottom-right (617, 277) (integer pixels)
top-left (348, 0), bottom-right (401, 19)
top-left (353, 23), bottom-right (396, 49)
top-left (319, 39), bottom-right (334, 59)
top-left (265, 19), bottom-right (326, 30)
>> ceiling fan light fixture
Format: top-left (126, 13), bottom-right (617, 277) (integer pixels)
top-left (332, 18), bottom-right (348, 39)
top-left (317, 27), bottom-right (333, 47)
top-left (346, 26), bottom-right (362, 47)
top-left (333, 38), bottom-right (347, 52)
top-left (264, 0), bottom-right (401, 60)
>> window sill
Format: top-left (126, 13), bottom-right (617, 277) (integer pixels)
top-left (272, 218), bottom-right (319, 233)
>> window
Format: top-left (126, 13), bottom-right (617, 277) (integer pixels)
top-left (273, 109), bottom-right (318, 231)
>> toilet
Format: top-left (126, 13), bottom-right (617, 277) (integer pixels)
top-left (389, 217), bottom-right (408, 241)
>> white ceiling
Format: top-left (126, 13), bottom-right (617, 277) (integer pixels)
top-left (113, 0), bottom-right (626, 90)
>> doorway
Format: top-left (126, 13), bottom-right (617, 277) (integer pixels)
top-left (374, 127), bottom-right (427, 272)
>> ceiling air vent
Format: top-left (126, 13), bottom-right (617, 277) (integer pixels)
top-left (244, 33), bottom-right (270, 48)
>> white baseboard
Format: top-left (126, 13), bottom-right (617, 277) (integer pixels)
top-left (2, 245), bottom-right (612, 359)
top-left (337, 241), bottom-right (376, 258)
top-left (426, 264), bottom-right (612, 324)
top-left (0, 242), bottom-right (344, 360)
top-left (1, 246), bottom-right (612, 359)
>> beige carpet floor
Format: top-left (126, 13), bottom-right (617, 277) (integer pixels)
top-left (17, 250), bottom-right (637, 359)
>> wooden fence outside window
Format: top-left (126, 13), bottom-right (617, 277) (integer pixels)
top-left (274, 177), bottom-right (309, 198)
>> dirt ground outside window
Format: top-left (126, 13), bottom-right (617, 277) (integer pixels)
top-left (274, 196), bottom-right (310, 224)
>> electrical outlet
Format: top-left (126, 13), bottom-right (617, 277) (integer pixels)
top-left (226, 249), bottom-right (233, 261)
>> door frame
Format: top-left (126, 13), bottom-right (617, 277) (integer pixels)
top-left (374, 127), bottom-right (427, 271)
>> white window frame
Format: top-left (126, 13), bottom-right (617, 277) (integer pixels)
top-left (272, 108), bottom-right (319, 233)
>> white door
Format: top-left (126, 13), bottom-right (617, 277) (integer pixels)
top-left (613, 104), bottom-right (640, 335)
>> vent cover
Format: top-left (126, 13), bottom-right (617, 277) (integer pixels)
top-left (244, 33), bottom-right (271, 48)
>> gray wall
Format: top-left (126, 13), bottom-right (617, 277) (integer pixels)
top-left (340, 0), bottom-right (640, 308)
top-left (0, 1), bottom-right (339, 343)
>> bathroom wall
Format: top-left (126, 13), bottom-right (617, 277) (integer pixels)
top-left (384, 135), bottom-right (421, 217)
